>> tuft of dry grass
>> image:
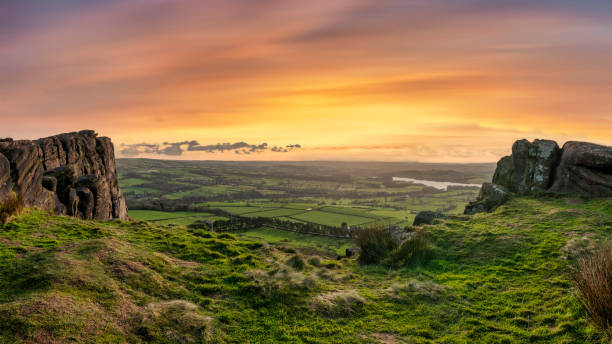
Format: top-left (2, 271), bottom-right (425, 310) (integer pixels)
top-left (311, 290), bottom-right (366, 317)
top-left (572, 241), bottom-right (612, 339)
top-left (136, 300), bottom-right (221, 343)
top-left (247, 266), bottom-right (319, 299)
top-left (285, 253), bottom-right (306, 271)
top-left (307, 255), bottom-right (322, 267)
top-left (0, 192), bottom-right (23, 225)
top-left (387, 280), bottom-right (449, 303)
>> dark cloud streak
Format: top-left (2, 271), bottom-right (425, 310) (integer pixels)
top-left (119, 140), bottom-right (302, 157)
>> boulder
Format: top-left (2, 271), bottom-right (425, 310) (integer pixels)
top-left (465, 139), bottom-right (611, 214)
top-left (0, 139), bottom-right (54, 209)
top-left (0, 131), bottom-right (128, 220)
top-left (464, 183), bottom-right (512, 214)
top-left (496, 139), bottom-right (560, 193)
top-left (491, 156), bottom-right (513, 188)
top-left (549, 141), bottom-right (612, 196)
top-left (75, 174), bottom-right (112, 220)
top-left (413, 211), bottom-right (445, 226)
top-left (76, 187), bottom-right (94, 220)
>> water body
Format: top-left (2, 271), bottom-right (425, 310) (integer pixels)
top-left (392, 177), bottom-right (481, 191)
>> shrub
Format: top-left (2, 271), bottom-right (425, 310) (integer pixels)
top-left (0, 192), bottom-right (23, 225)
top-left (355, 226), bottom-right (430, 267)
top-left (572, 241), bottom-right (612, 338)
top-left (311, 290), bottom-right (366, 317)
top-left (285, 254), bottom-right (306, 271)
top-left (355, 227), bottom-right (396, 265)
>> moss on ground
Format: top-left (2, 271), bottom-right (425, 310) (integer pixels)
top-left (0, 196), bottom-right (610, 343)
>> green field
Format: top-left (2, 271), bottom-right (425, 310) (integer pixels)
top-left (128, 210), bottom-right (228, 227)
top-left (239, 208), bottom-right (307, 218)
top-left (129, 210), bottom-right (217, 221)
top-left (290, 210), bottom-right (376, 227)
top-left (119, 159), bottom-right (494, 253)
top-left (118, 159), bottom-right (493, 218)
top-left (130, 204), bottom-right (410, 229)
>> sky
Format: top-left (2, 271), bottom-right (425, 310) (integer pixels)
top-left (1, 0), bottom-right (611, 162)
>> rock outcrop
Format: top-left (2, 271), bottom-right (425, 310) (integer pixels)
top-left (413, 211), bottom-right (445, 226)
top-left (0, 130), bottom-right (128, 220)
top-left (465, 139), bottom-right (611, 214)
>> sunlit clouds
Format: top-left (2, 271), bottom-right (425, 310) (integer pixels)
top-left (1, 0), bottom-right (611, 161)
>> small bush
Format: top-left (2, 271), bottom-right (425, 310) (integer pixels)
top-left (355, 227), bottom-right (396, 265)
top-left (246, 267), bottom-right (318, 299)
top-left (311, 290), bottom-right (366, 317)
top-left (355, 227), bottom-right (430, 267)
top-left (572, 241), bottom-right (612, 338)
top-left (285, 254), bottom-right (306, 271)
top-left (0, 192), bottom-right (23, 225)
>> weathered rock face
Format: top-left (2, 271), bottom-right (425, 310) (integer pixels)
top-left (465, 139), bottom-right (611, 214)
top-left (492, 139), bottom-right (561, 193)
top-left (0, 130), bottom-right (128, 220)
top-left (0, 153), bottom-right (11, 202)
top-left (549, 141), bottom-right (612, 197)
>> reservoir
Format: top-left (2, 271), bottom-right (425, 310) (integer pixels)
top-left (392, 177), bottom-right (481, 191)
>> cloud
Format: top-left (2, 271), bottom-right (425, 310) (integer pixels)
top-left (119, 140), bottom-right (302, 157)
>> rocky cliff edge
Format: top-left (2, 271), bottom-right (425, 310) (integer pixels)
top-left (0, 130), bottom-right (127, 220)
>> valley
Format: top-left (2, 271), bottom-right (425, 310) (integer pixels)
top-left (118, 159), bottom-right (493, 228)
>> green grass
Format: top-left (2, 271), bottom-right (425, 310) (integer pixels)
top-left (0, 196), bottom-right (610, 343)
top-left (118, 177), bottom-right (148, 187)
top-left (291, 210), bottom-right (376, 227)
top-left (237, 227), bottom-right (352, 255)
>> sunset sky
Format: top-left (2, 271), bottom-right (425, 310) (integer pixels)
top-left (2, 0), bottom-right (611, 162)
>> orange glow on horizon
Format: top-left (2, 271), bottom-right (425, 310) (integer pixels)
top-left (1, 1), bottom-right (611, 162)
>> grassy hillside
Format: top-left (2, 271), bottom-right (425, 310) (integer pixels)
top-left (0, 196), bottom-right (610, 343)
